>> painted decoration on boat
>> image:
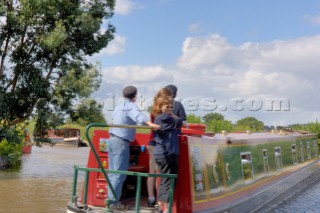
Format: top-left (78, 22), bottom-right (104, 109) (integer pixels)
top-left (186, 132), bottom-right (319, 209)
top-left (99, 138), bottom-right (109, 152)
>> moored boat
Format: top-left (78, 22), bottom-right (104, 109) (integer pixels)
top-left (47, 128), bottom-right (87, 147)
top-left (22, 144), bottom-right (32, 153)
top-left (22, 129), bottom-right (32, 154)
top-left (67, 123), bottom-right (320, 213)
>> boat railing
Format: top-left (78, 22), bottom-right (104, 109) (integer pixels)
top-left (76, 122), bottom-right (177, 213)
top-left (71, 165), bottom-right (177, 212)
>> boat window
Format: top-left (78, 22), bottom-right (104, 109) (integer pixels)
top-left (262, 149), bottom-right (269, 175)
top-left (300, 143), bottom-right (304, 162)
top-left (240, 152), bottom-right (253, 182)
top-left (291, 144), bottom-right (298, 164)
top-left (312, 140), bottom-right (316, 157)
top-left (313, 140), bottom-right (319, 157)
top-left (307, 141), bottom-right (311, 160)
top-left (274, 147), bottom-right (283, 171)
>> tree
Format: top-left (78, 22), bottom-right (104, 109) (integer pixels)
top-left (206, 120), bottom-right (232, 133)
top-left (235, 117), bottom-right (264, 132)
top-left (0, 0), bottom-right (115, 130)
top-left (202, 113), bottom-right (225, 124)
top-left (290, 120), bottom-right (320, 139)
top-left (289, 123), bottom-right (307, 131)
top-left (305, 120), bottom-right (320, 135)
top-left (68, 98), bottom-right (106, 126)
top-left (187, 114), bottom-right (201, 124)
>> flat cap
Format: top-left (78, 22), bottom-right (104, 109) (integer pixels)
top-left (123, 86), bottom-right (137, 99)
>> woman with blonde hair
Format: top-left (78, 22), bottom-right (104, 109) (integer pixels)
top-left (147, 88), bottom-right (173, 207)
top-left (152, 95), bottom-right (183, 213)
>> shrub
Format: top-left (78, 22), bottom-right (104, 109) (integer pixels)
top-left (0, 127), bottom-right (23, 168)
top-left (0, 139), bottom-right (23, 168)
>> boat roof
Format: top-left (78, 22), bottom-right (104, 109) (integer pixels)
top-left (207, 131), bottom-right (316, 140)
top-left (190, 131), bottom-right (317, 146)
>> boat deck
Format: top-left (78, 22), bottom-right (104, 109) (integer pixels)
top-left (70, 196), bottom-right (160, 213)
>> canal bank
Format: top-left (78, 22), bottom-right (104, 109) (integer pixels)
top-left (0, 146), bottom-right (89, 213)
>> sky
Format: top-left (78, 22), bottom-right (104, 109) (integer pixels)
top-left (89, 0), bottom-right (320, 126)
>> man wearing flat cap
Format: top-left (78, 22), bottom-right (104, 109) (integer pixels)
top-left (108, 85), bottom-right (160, 211)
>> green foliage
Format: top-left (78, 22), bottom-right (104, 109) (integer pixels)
top-left (0, 0), bottom-right (115, 131)
top-left (289, 120), bottom-right (320, 153)
top-left (206, 120), bottom-right (232, 133)
top-left (290, 120), bottom-right (320, 138)
top-left (54, 63), bottom-right (102, 111)
top-left (68, 98), bottom-right (106, 126)
top-left (202, 113), bottom-right (225, 123)
top-left (235, 117), bottom-right (264, 132)
top-left (0, 129), bottom-right (23, 168)
top-left (289, 124), bottom-right (306, 131)
top-left (187, 114), bottom-right (202, 124)
top-left (304, 121), bottom-right (320, 137)
top-left (32, 99), bottom-right (52, 146)
top-left (0, 127), bottom-right (23, 145)
top-left (0, 139), bottom-right (23, 164)
top-left (202, 112), bottom-right (230, 133)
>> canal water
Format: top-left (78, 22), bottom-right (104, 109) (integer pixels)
top-left (1, 145), bottom-right (320, 213)
top-left (271, 179), bottom-right (320, 213)
top-left (0, 145), bottom-right (89, 213)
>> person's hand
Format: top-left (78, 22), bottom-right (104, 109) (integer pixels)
top-left (169, 112), bottom-right (179, 119)
top-left (151, 124), bottom-right (161, 130)
top-left (145, 121), bottom-right (161, 130)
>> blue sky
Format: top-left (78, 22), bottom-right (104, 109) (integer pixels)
top-left (90, 0), bottom-right (320, 126)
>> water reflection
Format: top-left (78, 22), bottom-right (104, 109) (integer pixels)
top-left (0, 146), bottom-right (89, 213)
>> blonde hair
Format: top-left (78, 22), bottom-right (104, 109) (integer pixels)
top-left (151, 88), bottom-right (173, 116)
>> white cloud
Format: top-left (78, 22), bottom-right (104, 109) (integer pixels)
top-left (99, 33), bottom-right (320, 125)
top-left (177, 34), bottom-right (233, 70)
top-left (176, 34), bottom-right (320, 94)
top-left (305, 15), bottom-right (320, 25)
top-left (258, 37), bottom-right (320, 74)
top-left (100, 35), bottom-right (126, 56)
top-left (114, 0), bottom-right (143, 15)
top-left (102, 65), bottom-right (172, 83)
top-left (88, 35), bottom-right (126, 62)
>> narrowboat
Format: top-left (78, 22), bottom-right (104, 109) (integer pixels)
top-left (47, 128), bottom-right (87, 147)
top-left (66, 123), bottom-right (320, 213)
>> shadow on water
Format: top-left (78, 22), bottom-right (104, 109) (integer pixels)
top-left (0, 145), bottom-right (90, 213)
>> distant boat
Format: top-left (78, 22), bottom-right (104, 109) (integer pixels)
top-left (22, 129), bottom-right (32, 153)
top-left (47, 128), bottom-right (87, 147)
top-left (22, 145), bottom-right (32, 153)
